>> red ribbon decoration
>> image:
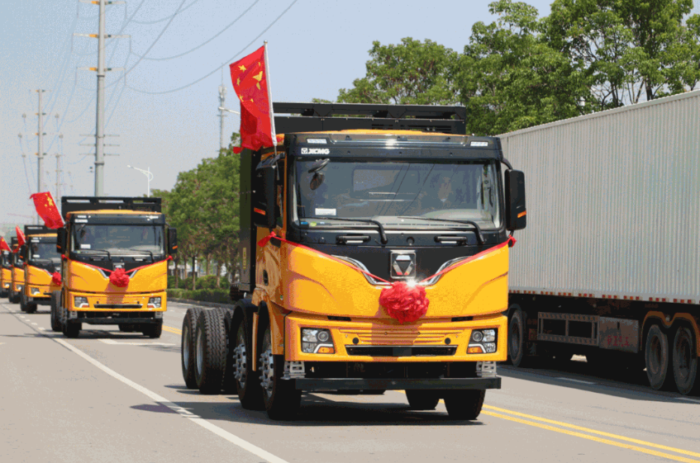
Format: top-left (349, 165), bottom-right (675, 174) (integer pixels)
top-left (51, 272), bottom-right (62, 286)
top-left (257, 232), bottom-right (515, 323)
top-left (109, 268), bottom-right (130, 288)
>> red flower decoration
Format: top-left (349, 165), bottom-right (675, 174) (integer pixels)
top-left (109, 268), bottom-right (130, 288)
top-left (379, 282), bottom-right (429, 323)
top-left (51, 272), bottom-right (62, 286)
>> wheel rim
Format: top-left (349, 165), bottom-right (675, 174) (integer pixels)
top-left (259, 328), bottom-right (274, 398)
top-left (196, 328), bottom-right (204, 378)
top-left (675, 328), bottom-right (692, 384)
top-left (233, 325), bottom-right (247, 389)
top-left (183, 325), bottom-right (190, 366)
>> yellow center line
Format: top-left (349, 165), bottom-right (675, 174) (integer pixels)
top-left (163, 325), bottom-right (181, 335)
top-left (482, 410), bottom-right (700, 463)
top-left (483, 405), bottom-right (700, 459)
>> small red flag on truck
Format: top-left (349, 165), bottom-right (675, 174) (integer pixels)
top-left (0, 237), bottom-right (10, 252)
top-left (15, 227), bottom-right (26, 247)
top-left (30, 192), bottom-right (64, 229)
top-left (229, 44), bottom-right (276, 153)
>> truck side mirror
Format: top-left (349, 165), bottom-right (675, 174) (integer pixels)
top-left (505, 170), bottom-right (527, 231)
top-left (252, 167), bottom-right (277, 230)
top-left (168, 228), bottom-right (178, 255)
top-left (56, 228), bottom-right (66, 254)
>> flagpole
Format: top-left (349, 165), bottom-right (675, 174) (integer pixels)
top-left (263, 41), bottom-right (277, 157)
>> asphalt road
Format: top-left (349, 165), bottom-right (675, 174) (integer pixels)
top-left (1, 300), bottom-right (699, 463)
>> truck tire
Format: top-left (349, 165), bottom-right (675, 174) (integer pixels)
top-left (63, 321), bottom-right (81, 339)
top-left (9, 288), bottom-right (19, 304)
top-left (194, 309), bottom-right (226, 394)
top-left (181, 307), bottom-right (202, 389)
top-left (221, 310), bottom-right (237, 394)
top-left (671, 325), bottom-right (699, 396)
top-left (508, 308), bottom-right (530, 368)
top-left (26, 301), bottom-right (37, 313)
top-left (444, 390), bottom-right (485, 420)
top-left (259, 320), bottom-right (301, 420)
top-left (405, 390), bottom-right (440, 410)
top-left (232, 314), bottom-right (264, 410)
top-left (645, 324), bottom-right (672, 390)
top-left (143, 321), bottom-right (163, 339)
top-left (19, 291), bottom-right (27, 312)
top-left (50, 291), bottom-right (63, 332)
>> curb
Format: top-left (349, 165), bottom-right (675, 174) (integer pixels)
top-left (168, 297), bottom-right (235, 310)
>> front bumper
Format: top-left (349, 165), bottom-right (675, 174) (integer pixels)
top-left (65, 311), bottom-right (163, 325)
top-left (66, 290), bottom-right (167, 312)
top-left (293, 377), bottom-right (501, 391)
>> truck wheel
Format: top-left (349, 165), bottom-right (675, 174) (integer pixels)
top-left (232, 315), bottom-right (264, 410)
top-left (26, 301), bottom-right (37, 313)
top-left (508, 308), bottom-right (530, 367)
top-left (645, 324), bottom-right (672, 390)
top-left (194, 309), bottom-right (226, 394)
top-left (405, 390), bottom-right (440, 410)
top-left (50, 291), bottom-right (63, 332)
top-left (221, 310), bottom-right (237, 394)
top-left (9, 288), bottom-right (19, 304)
top-left (19, 291), bottom-right (27, 312)
top-left (63, 322), bottom-right (81, 339)
top-left (181, 307), bottom-right (202, 389)
top-left (143, 321), bottom-right (163, 339)
top-left (259, 321), bottom-right (301, 420)
top-left (444, 390), bottom-right (485, 420)
top-left (672, 325), bottom-right (699, 396)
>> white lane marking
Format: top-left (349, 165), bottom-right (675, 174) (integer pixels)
top-left (53, 337), bottom-right (289, 463)
top-left (556, 377), bottom-right (596, 385)
top-left (39, 328), bottom-right (47, 331)
top-left (99, 339), bottom-right (175, 347)
top-left (677, 397), bottom-right (700, 404)
top-left (31, 322), bottom-right (38, 326)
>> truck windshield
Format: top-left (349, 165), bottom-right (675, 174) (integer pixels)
top-left (293, 159), bottom-right (501, 229)
top-left (1, 252), bottom-right (10, 269)
top-left (71, 225), bottom-right (164, 256)
top-left (29, 241), bottom-right (60, 262)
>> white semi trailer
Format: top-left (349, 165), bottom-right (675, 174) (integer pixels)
top-left (501, 90), bottom-right (700, 395)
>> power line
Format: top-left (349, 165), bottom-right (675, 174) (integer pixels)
top-left (126, 0), bottom-right (298, 95)
top-left (132, 0), bottom-right (260, 62)
top-left (131, 0), bottom-right (203, 25)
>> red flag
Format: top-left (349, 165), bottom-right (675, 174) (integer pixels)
top-left (229, 45), bottom-right (276, 154)
top-left (16, 227), bottom-right (26, 247)
top-left (30, 192), bottom-right (64, 229)
top-left (0, 237), bottom-right (10, 252)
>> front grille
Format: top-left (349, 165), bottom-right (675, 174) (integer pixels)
top-left (93, 303), bottom-right (142, 309)
top-left (78, 311), bottom-right (155, 319)
top-left (345, 346), bottom-right (457, 357)
top-left (339, 328), bottom-right (462, 346)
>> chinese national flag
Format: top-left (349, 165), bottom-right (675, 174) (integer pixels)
top-left (16, 226), bottom-right (26, 247)
top-left (229, 45), bottom-right (276, 154)
top-left (0, 237), bottom-right (10, 252)
top-left (30, 192), bottom-right (64, 229)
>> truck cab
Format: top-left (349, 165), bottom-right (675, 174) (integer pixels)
top-left (0, 250), bottom-right (11, 298)
top-left (19, 225), bottom-right (60, 313)
top-left (8, 237), bottom-right (24, 304)
top-left (52, 197), bottom-right (177, 338)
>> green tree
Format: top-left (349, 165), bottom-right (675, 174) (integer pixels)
top-left (337, 38), bottom-right (460, 105)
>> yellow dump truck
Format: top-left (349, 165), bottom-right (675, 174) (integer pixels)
top-left (180, 103), bottom-right (527, 420)
top-left (0, 248), bottom-right (11, 298)
top-left (51, 197), bottom-right (177, 337)
top-left (8, 237), bottom-right (24, 304)
top-left (18, 225), bottom-right (60, 313)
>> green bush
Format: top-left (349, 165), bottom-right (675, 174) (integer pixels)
top-left (167, 288), bottom-right (230, 304)
top-left (173, 274), bottom-right (221, 290)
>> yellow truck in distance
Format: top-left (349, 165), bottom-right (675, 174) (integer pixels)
top-left (181, 103), bottom-right (528, 421)
top-left (8, 237), bottom-right (24, 304)
top-left (51, 197), bottom-right (177, 338)
top-left (19, 225), bottom-right (60, 313)
top-left (0, 249), bottom-right (11, 298)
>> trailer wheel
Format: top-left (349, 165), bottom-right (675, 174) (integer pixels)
top-left (232, 315), bottom-right (264, 410)
top-left (645, 324), bottom-right (672, 390)
top-left (259, 320), bottom-right (301, 420)
top-left (194, 309), bottom-right (226, 394)
top-left (444, 390), bottom-right (485, 420)
top-left (181, 307), bottom-right (202, 389)
top-left (221, 310), bottom-right (237, 394)
top-left (50, 291), bottom-right (62, 332)
top-left (405, 390), bottom-right (440, 410)
top-left (508, 308), bottom-right (530, 367)
top-left (672, 325), bottom-right (699, 396)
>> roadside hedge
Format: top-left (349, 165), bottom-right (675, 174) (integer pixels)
top-left (167, 288), bottom-right (230, 304)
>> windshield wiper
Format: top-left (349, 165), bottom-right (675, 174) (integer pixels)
top-left (315, 217), bottom-right (388, 245)
top-left (397, 216), bottom-right (485, 245)
top-left (82, 249), bottom-right (112, 260)
top-left (129, 250), bottom-right (155, 261)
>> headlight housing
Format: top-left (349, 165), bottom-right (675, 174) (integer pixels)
top-left (30, 287), bottom-right (41, 295)
top-left (74, 296), bottom-right (89, 308)
top-left (468, 329), bottom-right (498, 354)
top-left (148, 297), bottom-right (162, 309)
top-left (301, 328), bottom-right (335, 354)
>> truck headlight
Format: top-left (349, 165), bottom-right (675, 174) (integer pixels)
top-left (468, 329), bottom-right (498, 354)
top-left (74, 296), bottom-right (89, 308)
top-left (148, 297), bottom-right (162, 309)
top-left (301, 328), bottom-right (335, 354)
top-left (31, 287), bottom-right (41, 295)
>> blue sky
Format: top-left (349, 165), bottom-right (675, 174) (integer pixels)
top-left (1, 0), bottom-right (696, 227)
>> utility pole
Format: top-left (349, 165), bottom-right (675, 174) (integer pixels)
top-left (75, 0), bottom-right (126, 197)
top-left (218, 84), bottom-right (227, 150)
top-left (54, 153), bottom-right (63, 203)
top-left (36, 90), bottom-right (46, 194)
